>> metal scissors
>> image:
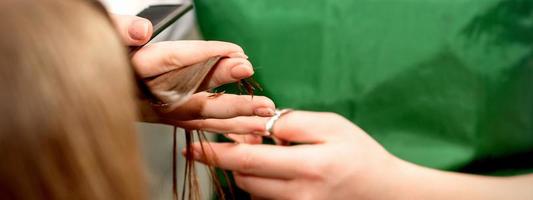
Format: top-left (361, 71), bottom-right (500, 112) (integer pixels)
top-left (130, 3), bottom-right (222, 119)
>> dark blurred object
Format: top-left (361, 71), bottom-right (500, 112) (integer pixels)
top-left (132, 3), bottom-right (223, 119)
top-left (137, 4), bottom-right (193, 40)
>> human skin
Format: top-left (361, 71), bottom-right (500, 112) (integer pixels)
top-left (185, 111), bottom-right (533, 200)
top-left (112, 15), bottom-right (276, 122)
top-left (112, 14), bottom-right (533, 200)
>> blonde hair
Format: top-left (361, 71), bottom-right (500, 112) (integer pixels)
top-left (0, 0), bottom-right (146, 199)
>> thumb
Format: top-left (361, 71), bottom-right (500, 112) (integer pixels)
top-left (111, 14), bottom-right (153, 46)
top-left (271, 111), bottom-right (352, 144)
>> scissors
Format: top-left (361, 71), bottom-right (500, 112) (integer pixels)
top-left (130, 3), bottom-right (223, 119)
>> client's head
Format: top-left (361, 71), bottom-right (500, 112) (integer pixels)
top-left (0, 0), bottom-right (146, 199)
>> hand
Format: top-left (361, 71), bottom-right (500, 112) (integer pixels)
top-left (187, 111), bottom-right (533, 200)
top-left (111, 14), bottom-right (153, 46)
top-left (186, 111), bottom-right (401, 199)
top-left (111, 15), bottom-right (254, 87)
top-left (112, 15), bottom-right (274, 124)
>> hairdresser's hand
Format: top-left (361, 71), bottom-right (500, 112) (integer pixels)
top-left (134, 41), bottom-right (274, 122)
top-left (187, 112), bottom-right (533, 200)
top-left (113, 15), bottom-right (274, 122)
top-left (112, 14), bottom-right (255, 90)
top-left (112, 14), bottom-right (153, 45)
top-left (186, 111), bottom-right (401, 199)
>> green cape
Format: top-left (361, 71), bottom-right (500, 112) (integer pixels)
top-left (195, 0), bottom-right (533, 174)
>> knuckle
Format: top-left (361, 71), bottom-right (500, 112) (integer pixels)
top-left (236, 95), bottom-right (255, 109)
top-left (233, 175), bottom-right (249, 190)
top-left (253, 96), bottom-right (275, 108)
top-left (165, 52), bottom-right (184, 67)
top-left (209, 73), bottom-right (225, 88)
top-left (236, 145), bottom-right (258, 171)
top-left (301, 157), bottom-right (327, 181)
top-left (239, 94), bottom-right (253, 102)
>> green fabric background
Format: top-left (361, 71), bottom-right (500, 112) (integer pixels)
top-left (194, 0), bottom-right (533, 173)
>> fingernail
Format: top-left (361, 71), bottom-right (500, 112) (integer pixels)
top-left (228, 52), bottom-right (249, 59)
top-left (254, 107), bottom-right (275, 117)
top-left (129, 19), bottom-right (150, 41)
top-left (231, 63), bottom-right (254, 79)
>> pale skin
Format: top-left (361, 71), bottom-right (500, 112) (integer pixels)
top-left (112, 15), bottom-right (276, 121)
top-left (113, 15), bottom-right (533, 200)
top-left (185, 111), bottom-right (533, 200)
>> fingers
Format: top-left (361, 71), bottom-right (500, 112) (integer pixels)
top-left (271, 111), bottom-right (352, 144)
top-left (188, 142), bottom-right (308, 179)
top-left (176, 110), bottom-right (352, 143)
top-left (132, 41), bottom-right (247, 78)
top-left (111, 14), bottom-right (153, 46)
top-left (224, 134), bottom-right (263, 144)
top-left (163, 92), bottom-right (275, 120)
top-left (234, 172), bottom-right (292, 200)
top-left (175, 116), bottom-right (269, 135)
top-left (198, 57), bottom-right (254, 91)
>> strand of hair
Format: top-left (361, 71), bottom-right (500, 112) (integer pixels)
top-left (173, 126), bottom-right (179, 200)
